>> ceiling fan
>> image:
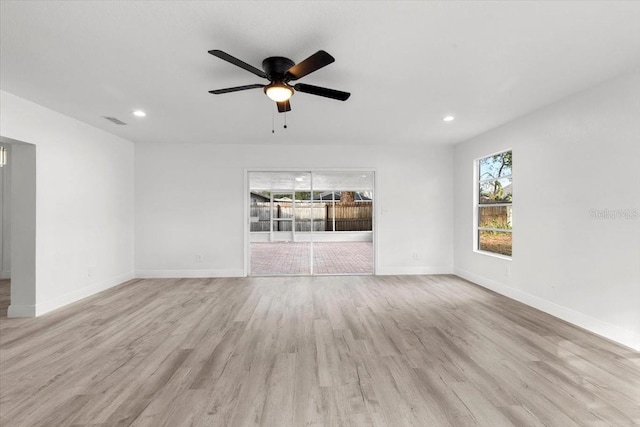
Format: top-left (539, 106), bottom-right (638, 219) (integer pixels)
top-left (208, 49), bottom-right (350, 112)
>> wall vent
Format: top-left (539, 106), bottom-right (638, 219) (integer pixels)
top-left (102, 116), bottom-right (127, 125)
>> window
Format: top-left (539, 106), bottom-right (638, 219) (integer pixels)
top-left (477, 150), bottom-right (512, 257)
top-left (248, 171), bottom-right (374, 234)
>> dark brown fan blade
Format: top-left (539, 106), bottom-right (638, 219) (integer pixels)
top-left (208, 50), bottom-right (268, 79)
top-left (276, 100), bottom-right (291, 113)
top-left (285, 50), bottom-right (335, 81)
top-left (293, 83), bottom-right (350, 101)
top-left (208, 84), bottom-right (265, 94)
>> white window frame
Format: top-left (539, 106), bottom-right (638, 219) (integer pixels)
top-left (473, 149), bottom-right (513, 260)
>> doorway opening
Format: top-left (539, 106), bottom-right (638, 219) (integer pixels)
top-left (248, 171), bottom-right (374, 276)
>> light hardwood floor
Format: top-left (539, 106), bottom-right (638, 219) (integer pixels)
top-left (0, 276), bottom-right (638, 426)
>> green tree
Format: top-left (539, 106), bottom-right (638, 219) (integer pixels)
top-left (491, 151), bottom-right (512, 202)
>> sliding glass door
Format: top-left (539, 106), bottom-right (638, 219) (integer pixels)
top-left (248, 171), bottom-right (374, 276)
top-left (249, 172), bottom-right (311, 275)
top-left (310, 172), bottom-right (374, 275)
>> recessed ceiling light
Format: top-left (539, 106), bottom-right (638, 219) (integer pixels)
top-left (132, 110), bottom-right (146, 117)
top-left (443, 115), bottom-right (455, 122)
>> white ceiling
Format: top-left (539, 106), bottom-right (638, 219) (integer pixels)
top-left (1, 1), bottom-right (639, 146)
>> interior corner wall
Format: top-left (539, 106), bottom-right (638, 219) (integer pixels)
top-left (6, 142), bottom-right (36, 316)
top-left (134, 143), bottom-right (454, 277)
top-left (0, 90), bottom-right (135, 316)
top-left (453, 70), bottom-right (640, 350)
top-left (0, 144), bottom-right (11, 279)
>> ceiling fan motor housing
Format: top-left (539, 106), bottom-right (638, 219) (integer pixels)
top-left (262, 57), bottom-right (295, 80)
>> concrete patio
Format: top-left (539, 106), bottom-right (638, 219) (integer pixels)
top-left (250, 241), bottom-right (373, 275)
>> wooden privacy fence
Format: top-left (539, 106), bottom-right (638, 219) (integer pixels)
top-left (250, 201), bottom-right (373, 232)
top-left (479, 205), bottom-right (511, 228)
top-left (327, 203), bottom-right (372, 231)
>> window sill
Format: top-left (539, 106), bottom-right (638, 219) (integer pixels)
top-left (474, 249), bottom-right (512, 261)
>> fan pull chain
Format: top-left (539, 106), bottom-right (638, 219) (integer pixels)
top-left (272, 109), bottom-right (275, 134)
top-left (284, 112), bottom-right (287, 129)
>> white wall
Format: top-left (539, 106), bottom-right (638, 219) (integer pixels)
top-left (453, 70), bottom-right (640, 350)
top-left (0, 90), bottom-right (135, 316)
top-left (135, 143), bottom-right (454, 277)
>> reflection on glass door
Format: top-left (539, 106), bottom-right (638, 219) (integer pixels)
top-left (248, 171), bottom-right (374, 276)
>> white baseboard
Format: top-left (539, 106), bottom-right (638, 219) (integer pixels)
top-left (33, 271), bottom-right (136, 317)
top-left (137, 267), bottom-right (452, 278)
top-left (455, 268), bottom-right (640, 351)
top-left (7, 304), bottom-right (36, 317)
top-left (376, 266), bottom-right (453, 276)
top-left (135, 269), bottom-right (245, 279)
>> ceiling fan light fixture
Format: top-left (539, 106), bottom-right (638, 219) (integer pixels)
top-left (264, 82), bottom-right (294, 102)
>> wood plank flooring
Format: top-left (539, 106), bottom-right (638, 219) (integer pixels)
top-left (0, 276), bottom-right (638, 426)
